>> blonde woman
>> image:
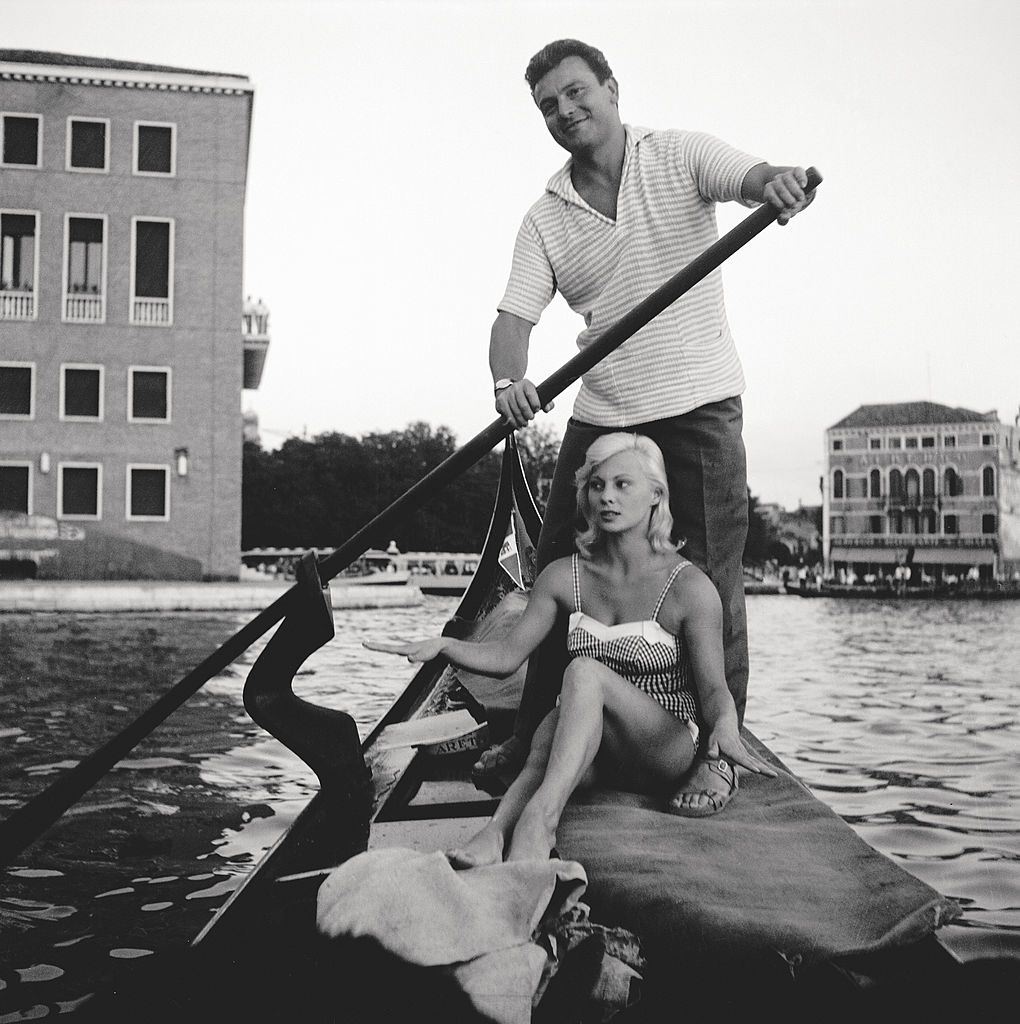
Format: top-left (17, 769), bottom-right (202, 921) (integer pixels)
top-left (366, 433), bottom-right (774, 866)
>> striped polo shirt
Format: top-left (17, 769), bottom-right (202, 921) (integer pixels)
top-left (498, 125), bottom-right (761, 426)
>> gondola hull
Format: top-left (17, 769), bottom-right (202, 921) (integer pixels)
top-left (84, 441), bottom-right (979, 1023)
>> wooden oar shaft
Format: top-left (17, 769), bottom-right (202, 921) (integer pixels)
top-left (0, 169), bottom-right (821, 865)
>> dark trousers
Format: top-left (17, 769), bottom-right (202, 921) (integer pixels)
top-left (514, 396), bottom-right (750, 736)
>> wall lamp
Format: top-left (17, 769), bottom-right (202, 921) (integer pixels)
top-left (39, 452), bottom-right (51, 474)
top-left (174, 447), bottom-right (189, 477)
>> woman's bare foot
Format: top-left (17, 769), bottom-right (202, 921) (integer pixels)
top-left (505, 804), bottom-right (557, 862)
top-left (446, 824), bottom-right (505, 869)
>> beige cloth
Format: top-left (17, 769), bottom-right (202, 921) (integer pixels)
top-left (316, 847), bottom-right (589, 1023)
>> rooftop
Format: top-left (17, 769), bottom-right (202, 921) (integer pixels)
top-left (0, 49), bottom-right (248, 82)
top-left (830, 402), bottom-right (997, 430)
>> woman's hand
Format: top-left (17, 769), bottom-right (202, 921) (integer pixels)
top-left (702, 716), bottom-right (777, 778)
top-left (363, 638), bottom-right (447, 664)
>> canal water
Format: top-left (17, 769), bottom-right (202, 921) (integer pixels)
top-left (1, 595), bottom-right (1018, 1018)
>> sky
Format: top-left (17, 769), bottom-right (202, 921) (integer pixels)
top-left (6, 0), bottom-right (1019, 509)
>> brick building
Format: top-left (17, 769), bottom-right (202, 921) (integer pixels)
top-left (823, 402), bottom-right (1020, 582)
top-left (0, 50), bottom-right (266, 579)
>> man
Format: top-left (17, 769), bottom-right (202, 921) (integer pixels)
top-left (477, 39), bottom-right (813, 812)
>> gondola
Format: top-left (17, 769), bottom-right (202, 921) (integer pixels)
top-left (77, 438), bottom-right (974, 1023)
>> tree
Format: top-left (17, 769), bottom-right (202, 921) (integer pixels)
top-left (242, 424), bottom-right (504, 553)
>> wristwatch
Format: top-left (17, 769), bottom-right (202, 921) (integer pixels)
top-left (493, 378), bottom-right (516, 395)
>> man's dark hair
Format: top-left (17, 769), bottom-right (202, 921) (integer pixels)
top-left (525, 39), bottom-right (613, 92)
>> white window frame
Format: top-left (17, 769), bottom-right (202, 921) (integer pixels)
top-left (0, 207), bottom-right (41, 320)
top-left (0, 360), bottom-right (35, 420)
top-left (60, 363), bottom-right (105, 422)
top-left (62, 212), bottom-right (108, 324)
top-left (127, 365), bottom-right (172, 423)
top-left (65, 116), bottom-right (110, 173)
top-left (133, 120), bottom-right (177, 177)
top-left (1, 112), bottom-right (42, 168)
top-left (129, 216), bottom-right (175, 326)
top-left (943, 434), bottom-right (956, 448)
top-left (0, 460), bottom-right (33, 515)
top-left (126, 463), bottom-right (171, 521)
top-left (58, 461), bottom-right (103, 521)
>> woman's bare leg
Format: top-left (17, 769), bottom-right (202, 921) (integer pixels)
top-left (447, 710), bottom-right (564, 868)
top-left (506, 658), bottom-right (697, 862)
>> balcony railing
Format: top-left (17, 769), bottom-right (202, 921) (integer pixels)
top-left (830, 534), bottom-right (997, 551)
top-left (64, 294), bottom-right (105, 322)
top-left (131, 297), bottom-right (171, 326)
top-left (0, 290), bottom-right (36, 320)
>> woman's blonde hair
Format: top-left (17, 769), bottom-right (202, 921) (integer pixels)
top-left (573, 432), bottom-right (679, 557)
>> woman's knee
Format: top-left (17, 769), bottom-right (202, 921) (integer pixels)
top-left (561, 658), bottom-right (607, 699)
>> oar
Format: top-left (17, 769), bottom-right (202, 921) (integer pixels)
top-left (0, 168), bottom-right (821, 866)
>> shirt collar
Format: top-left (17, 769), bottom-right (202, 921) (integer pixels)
top-left (545, 124), bottom-right (653, 206)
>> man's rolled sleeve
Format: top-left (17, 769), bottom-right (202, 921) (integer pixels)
top-left (497, 217), bottom-right (555, 324)
top-left (677, 130), bottom-right (762, 208)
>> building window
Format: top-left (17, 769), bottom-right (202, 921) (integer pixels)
top-left (61, 365), bottom-right (103, 420)
top-left (832, 438), bottom-right (843, 451)
top-left (1, 210), bottom-right (38, 319)
top-left (868, 515), bottom-right (883, 534)
top-left (922, 468), bottom-right (936, 499)
top-left (944, 435), bottom-right (956, 448)
top-left (127, 465), bottom-right (170, 520)
top-left (1, 113), bottom-right (41, 167)
top-left (64, 215), bottom-right (107, 322)
top-left (943, 514), bottom-right (958, 535)
top-left (829, 516), bottom-right (845, 535)
top-left (981, 433), bottom-right (995, 446)
top-left (921, 510), bottom-right (937, 533)
top-left (982, 513), bottom-right (996, 534)
top-left (869, 437), bottom-right (881, 450)
top-left (889, 437), bottom-right (902, 450)
top-left (0, 362), bottom-right (34, 418)
top-left (128, 367), bottom-right (171, 422)
top-left (905, 436), bottom-right (918, 449)
top-left (905, 469), bottom-right (920, 503)
top-left (134, 122), bottom-right (175, 176)
top-left (889, 468), bottom-right (904, 500)
top-left (921, 436), bottom-right (935, 448)
top-left (130, 218), bottom-right (174, 325)
top-left (59, 463), bottom-right (101, 519)
top-left (0, 463), bottom-right (31, 514)
top-left (889, 510), bottom-right (903, 534)
top-left (944, 467), bottom-right (963, 497)
top-left (67, 117), bottom-right (109, 172)
top-left (982, 466), bottom-right (995, 497)
top-left (904, 509), bottom-right (919, 534)
top-left (832, 469), bottom-right (844, 499)
top-left (869, 469), bottom-right (881, 498)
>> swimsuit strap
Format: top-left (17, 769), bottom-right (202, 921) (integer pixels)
top-left (571, 554), bottom-right (582, 613)
top-left (651, 559), bottom-right (690, 621)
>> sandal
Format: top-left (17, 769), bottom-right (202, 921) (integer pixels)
top-left (470, 734), bottom-right (527, 795)
top-left (666, 756), bottom-right (738, 818)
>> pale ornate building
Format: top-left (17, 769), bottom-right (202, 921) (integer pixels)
top-left (823, 402), bottom-right (1020, 582)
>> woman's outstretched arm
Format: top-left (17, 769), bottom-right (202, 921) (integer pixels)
top-left (365, 560), bottom-right (567, 678)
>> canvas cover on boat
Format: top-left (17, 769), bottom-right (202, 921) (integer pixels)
top-left (556, 734), bottom-right (959, 966)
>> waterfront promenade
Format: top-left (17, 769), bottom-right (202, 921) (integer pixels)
top-left (0, 578), bottom-right (423, 613)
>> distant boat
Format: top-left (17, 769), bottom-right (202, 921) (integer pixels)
top-left (796, 581), bottom-right (1020, 600)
